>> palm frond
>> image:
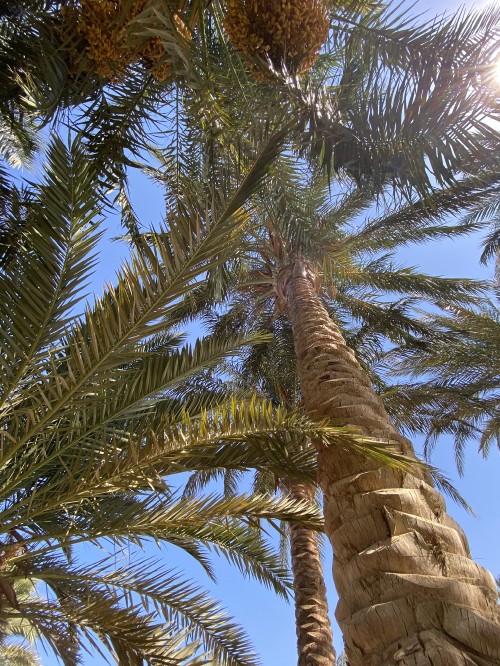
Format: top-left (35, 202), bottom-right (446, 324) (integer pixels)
top-left (344, 171), bottom-right (500, 254)
top-left (382, 302), bottom-right (500, 470)
top-left (295, 4), bottom-right (500, 195)
top-left (0, 136), bottom-right (103, 405)
top-left (0, 642), bottom-right (41, 666)
top-left (25, 554), bottom-right (264, 666)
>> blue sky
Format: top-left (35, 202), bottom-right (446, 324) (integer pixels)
top-left (32, 0), bottom-right (499, 663)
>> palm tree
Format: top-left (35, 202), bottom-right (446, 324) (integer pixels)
top-left (273, 242), bottom-right (500, 663)
top-left (4, 2), bottom-right (500, 662)
top-left (244, 325), bottom-right (336, 666)
top-left (0, 133), bottom-right (382, 665)
top-left (186, 317), bottom-right (337, 666)
top-left (151, 145), bottom-right (487, 665)
top-left (195, 164), bottom-right (500, 665)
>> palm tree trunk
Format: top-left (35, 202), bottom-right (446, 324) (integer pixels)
top-left (286, 478), bottom-right (336, 665)
top-left (280, 259), bottom-right (500, 666)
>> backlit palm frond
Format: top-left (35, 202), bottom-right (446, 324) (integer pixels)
top-left (480, 410), bottom-right (500, 457)
top-left (330, 1), bottom-right (499, 80)
top-left (459, 179), bottom-right (500, 271)
top-left (0, 461), bottom-right (321, 663)
top-left (0, 0), bottom-right (42, 168)
top-left (332, 291), bottom-right (438, 343)
top-left (75, 73), bottom-right (168, 192)
top-left (344, 171), bottom-right (500, 255)
top-left (0, 575), bottom-right (41, 665)
top-left (147, 371), bottom-right (237, 424)
top-left (3, 601), bottom-right (79, 666)
top-left (182, 469), bottom-right (229, 500)
top-left (383, 382), bottom-right (498, 475)
top-left (239, 320), bottom-right (300, 408)
top-left (389, 305), bottom-right (500, 384)
top-left (336, 261), bottom-right (487, 305)
top-left (382, 302), bottom-right (500, 471)
top-left (228, 162), bottom-right (489, 349)
top-left (297, 4), bottom-right (500, 196)
top-left (202, 313), bottom-right (458, 498)
top-left (481, 224), bottom-right (500, 275)
top-left (0, 116), bottom-right (39, 170)
top-left (0, 643), bottom-right (41, 666)
top-left (0, 136), bottom-right (103, 405)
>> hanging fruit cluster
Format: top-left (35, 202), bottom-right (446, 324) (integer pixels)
top-left (61, 0), bottom-right (190, 82)
top-left (223, 0), bottom-right (330, 77)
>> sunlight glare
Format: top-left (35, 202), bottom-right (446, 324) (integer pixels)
top-left (495, 58), bottom-right (500, 87)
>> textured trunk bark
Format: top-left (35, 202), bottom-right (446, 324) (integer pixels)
top-left (286, 479), bottom-right (336, 666)
top-left (281, 260), bottom-right (500, 666)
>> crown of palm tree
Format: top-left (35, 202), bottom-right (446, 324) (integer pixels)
top-left (169, 152), bottom-right (492, 506)
top-left (200, 159), bottom-right (487, 339)
top-left (1, 0), bottom-right (499, 205)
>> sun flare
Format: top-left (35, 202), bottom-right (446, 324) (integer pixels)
top-left (494, 58), bottom-right (500, 86)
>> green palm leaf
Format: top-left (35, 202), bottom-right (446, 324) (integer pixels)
top-left (383, 302), bottom-right (500, 472)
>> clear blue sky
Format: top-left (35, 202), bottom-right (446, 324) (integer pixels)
top-left (42, 0), bottom-right (499, 663)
